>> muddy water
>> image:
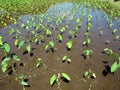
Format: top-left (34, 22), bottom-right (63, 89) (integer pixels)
top-left (0, 2), bottom-right (120, 90)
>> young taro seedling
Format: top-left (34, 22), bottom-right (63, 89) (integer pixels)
top-left (62, 56), bottom-right (71, 63)
top-left (83, 38), bottom-right (91, 46)
top-left (83, 49), bottom-right (93, 58)
top-left (16, 75), bottom-right (29, 90)
top-left (50, 73), bottom-right (71, 87)
top-left (45, 40), bottom-right (55, 52)
top-left (66, 40), bottom-right (73, 50)
top-left (57, 34), bottom-right (63, 42)
top-left (87, 22), bottom-right (92, 31)
top-left (1, 54), bottom-right (20, 74)
top-left (83, 69), bottom-right (96, 79)
top-left (103, 48), bottom-right (115, 57)
top-left (36, 58), bottom-right (43, 68)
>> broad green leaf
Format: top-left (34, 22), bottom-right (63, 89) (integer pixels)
top-left (83, 71), bottom-right (89, 77)
top-left (1, 63), bottom-right (8, 72)
top-left (13, 55), bottom-right (20, 61)
top-left (111, 61), bottom-right (120, 73)
top-left (50, 75), bottom-right (57, 86)
top-left (49, 41), bottom-right (54, 47)
top-left (15, 39), bottom-right (18, 46)
top-left (67, 58), bottom-right (71, 63)
top-left (62, 73), bottom-right (71, 81)
top-left (26, 44), bottom-right (31, 53)
top-left (62, 56), bottom-right (67, 61)
top-left (1, 57), bottom-right (10, 72)
top-left (57, 34), bottom-right (62, 41)
top-left (21, 81), bottom-right (29, 86)
top-left (4, 43), bottom-right (10, 53)
top-left (18, 41), bottom-right (25, 49)
top-left (66, 41), bottom-right (72, 49)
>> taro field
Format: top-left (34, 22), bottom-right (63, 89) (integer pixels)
top-left (0, 0), bottom-right (120, 90)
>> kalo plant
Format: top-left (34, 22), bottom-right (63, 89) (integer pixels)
top-left (50, 73), bottom-right (71, 87)
top-left (62, 56), bottom-right (71, 63)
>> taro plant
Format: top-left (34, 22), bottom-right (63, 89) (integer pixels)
top-left (50, 73), bottom-right (71, 87)
top-left (66, 40), bottom-right (73, 50)
top-left (45, 29), bottom-right (52, 37)
top-left (16, 75), bottom-right (29, 90)
top-left (36, 58), bottom-right (43, 68)
top-left (60, 27), bottom-right (66, 34)
top-left (87, 22), bottom-right (92, 31)
top-left (57, 34), bottom-right (63, 42)
top-left (62, 56), bottom-right (71, 63)
top-left (87, 14), bottom-right (92, 22)
top-left (1, 54), bottom-right (20, 74)
top-left (68, 30), bottom-right (76, 39)
top-left (17, 40), bottom-right (25, 49)
top-left (83, 49), bottom-right (93, 58)
top-left (83, 69), bottom-right (96, 79)
top-left (0, 42), bottom-right (11, 56)
top-left (45, 40), bottom-right (55, 52)
top-left (103, 48), bottom-right (115, 57)
top-left (83, 38), bottom-right (91, 46)
top-left (110, 57), bottom-right (120, 73)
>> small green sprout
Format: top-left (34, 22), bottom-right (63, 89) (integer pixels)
top-left (83, 49), bottom-right (93, 58)
top-left (66, 41), bottom-right (73, 50)
top-left (36, 58), bottom-right (42, 68)
top-left (62, 56), bottom-right (71, 63)
top-left (83, 69), bottom-right (96, 79)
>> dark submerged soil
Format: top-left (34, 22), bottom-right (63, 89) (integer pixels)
top-left (0, 2), bottom-right (120, 90)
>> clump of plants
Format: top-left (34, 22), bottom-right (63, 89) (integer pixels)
top-left (83, 69), bottom-right (96, 79)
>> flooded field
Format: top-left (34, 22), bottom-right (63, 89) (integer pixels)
top-left (0, 1), bottom-right (120, 90)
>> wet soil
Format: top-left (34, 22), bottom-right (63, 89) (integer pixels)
top-left (0, 2), bottom-right (120, 90)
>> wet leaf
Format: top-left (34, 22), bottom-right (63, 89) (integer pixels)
top-left (1, 57), bottom-right (11, 72)
top-left (1, 63), bottom-right (8, 72)
top-left (18, 41), bottom-right (25, 49)
top-left (62, 56), bottom-right (67, 61)
top-left (62, 73), bottom-right (71, 81)
top-left (49, 41), bottom-right (54, 47)
top-left (26, 44), bottom-right (31, 53)
top-left (21, 81), bottom-right (29, 86)
top-left (111, 61), bottom-right (120, 73)
top-left (13, 55), bottom-right (20, 61)
top-left (50, 74), bottom-right (57, 86)
top-left (15, 39), bottom-right (18, 46)
top-left (83, 71), bottom-right (89, 78)
top-left (66, 41), bottom-right (72, 49)
top-left (4, 43), bottom-right (10, 53)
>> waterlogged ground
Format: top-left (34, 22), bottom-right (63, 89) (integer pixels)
top-left (0, 2), bottom-right (120, 90)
